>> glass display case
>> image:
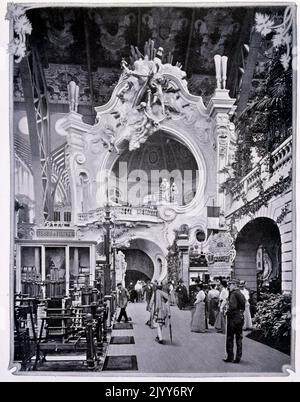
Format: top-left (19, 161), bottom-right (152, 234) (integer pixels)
top-left (20, 246), bottom-right (42, 298)
top-left (45, 247), bottom-right (66, 298)
top-left (69, 247), bottom-right (91, 289)
top-left (15, 241), bottom-right (96, 299)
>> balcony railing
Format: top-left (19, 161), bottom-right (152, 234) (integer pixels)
top-left (270, 135), bottom-right (292, 171)
top-left (228, 135), bottom-right (292, 212)
top-left (77, 205), bottom-right (159, 225)
top-left (44, 220), bottom-right (71, 228)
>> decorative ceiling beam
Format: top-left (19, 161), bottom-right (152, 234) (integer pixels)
top-left (19, 56), bottom-right (45, 224)
top-left (227, 9), bottom-right (254, 99)
top-left (84, 11), bottom-right (95, 117)
top-left (184, 8), bottom-right (196, 74)
top-left (235, 29), bottom-right (262, 118)
top-left (137, 8), bottom-right (141, 47)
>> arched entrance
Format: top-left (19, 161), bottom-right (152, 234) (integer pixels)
top-left (118, 237), bottom-right (167, 285)
top-left (234, 218), bottom-right (281, 293)
top-left (121, 249), bottom-right (154, 288)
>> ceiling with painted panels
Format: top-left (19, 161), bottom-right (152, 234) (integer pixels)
top-left (23, 6), bottom-right (254, 107)
top-left (13, 6), bottom-right (286, 110)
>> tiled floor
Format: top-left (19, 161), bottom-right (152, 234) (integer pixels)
top-left (104, 301), bottom-right (291, 377)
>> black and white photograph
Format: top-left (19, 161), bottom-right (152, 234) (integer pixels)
top-left (0, 0), bottom-right (298, 381)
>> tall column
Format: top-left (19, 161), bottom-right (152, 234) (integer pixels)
top-left (16, 245), bottom-right (21, 294)
top-left (18, 167), bottom-right (23, 195)
top-left (34, 247), bottom-right (40, 275)
top-left (103, 206), bottom-right (112, 295)
top-left (29, 205), bottom-right (35, 223)
top-left (111, 247), bottom-right (116, 290)
top-left (207, 87), bottom-right (236, 218)
top-left (19, 57), bottom-right (46, 225)
top-left (23, 170), bottom-right (28, 195)
top-left (65, 246), bottom-right (70, 296)
top-left (41, 245), bottom-right (46, 298)
top-left (15, 163), bottom-right (19, 193)
top-left (90, 245), bottom-right (96, 286)
top-left (181, 251), bottom-right (190, 293)
top-left (73, 247), bottom-right (79, 279)
top-left (177, 235), bottom-right (190, 294)
top-left (60, 111), bottom-right (92, 226)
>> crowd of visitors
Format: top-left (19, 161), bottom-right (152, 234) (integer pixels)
top-left (116, 276), bottom-right (253, 363)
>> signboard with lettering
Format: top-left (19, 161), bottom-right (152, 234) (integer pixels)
top-left (206, 231), bottom-right (236, 265)
top-left (36, 229), bottom-right (76, 238)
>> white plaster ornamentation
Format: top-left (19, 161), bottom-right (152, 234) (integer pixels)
top-left (67, 81), bottom-right (79, 112)
top-left (93, 47), bottom-right (206, 152)
top-left (75, 152), bottom-right (87, 165)
top-left (206, 231), bottom-right (236, 265)
top-left (213, 113), bottom-right (232, 163)
top-left (157, 205), bottom-right (177, 222)
top-left (6, 3), bottom-right (32, 63)
top-left (62, 44), bottom-right (237, 283)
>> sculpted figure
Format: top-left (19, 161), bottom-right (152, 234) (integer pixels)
top-left (160, 178), bottom-right (170, 203)
top-left (170, 182), bottom-right (179, 203)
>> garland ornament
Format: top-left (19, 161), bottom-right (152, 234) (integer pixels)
top-left (229, 169), bottom-right (292, 222)
top-left (276, 202), bottom-right (290, 224)
top-left (254, 6), bottom-right (293, 70)
top-left (6, 3), bottom-right (32, 63)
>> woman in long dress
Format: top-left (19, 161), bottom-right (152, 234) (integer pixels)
top-left (168, 281), bottom-right (176, 305)
top-left (191, 283), bottom-right (207, 333)
top-left (214, 280), bottom-right (229, 333)
top-left (207, 283), bottom-right (220, 326)
top-left (239, 281), bottom-right (253, 330)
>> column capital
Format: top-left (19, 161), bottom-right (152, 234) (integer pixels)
top-left (61, 111), bottom-right (92, 135)
top-left (207, 89), bottom-right (236, 118)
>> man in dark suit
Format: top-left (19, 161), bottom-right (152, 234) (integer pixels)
top-left (175, 279), bottom-right (188, 310)
top-left (223, 279), bottom-right (246, 363)
top-left (116, 282), bottom-right (130, 323)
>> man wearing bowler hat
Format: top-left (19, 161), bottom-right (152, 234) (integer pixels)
top-left (223, 279), bottom-right (246, 363)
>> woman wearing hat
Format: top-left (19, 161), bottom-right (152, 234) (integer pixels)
top-left (207, 282), bottom-right (220, 326)
top-left (215, 280), bottom-right (229, 333)
top-left (191, 283), bottom-right (207, 333)
top-left (239, 281), bottom-right (253, 330)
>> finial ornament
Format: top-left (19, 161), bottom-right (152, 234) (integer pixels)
top-left (214, 54), bottom-right (228, 89)
top-left (67, 81), bottom-right (79, 112)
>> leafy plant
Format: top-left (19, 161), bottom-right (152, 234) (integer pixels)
top-left (251, 292), bottom-right (291, 354)
top-left (233, 16), bottom-right (293, 183)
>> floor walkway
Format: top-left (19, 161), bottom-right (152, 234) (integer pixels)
top-left (105, 301), bottom-right (290, 377)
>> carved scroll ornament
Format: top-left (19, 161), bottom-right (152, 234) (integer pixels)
top-left (94, 45), bottom-right (198, 152)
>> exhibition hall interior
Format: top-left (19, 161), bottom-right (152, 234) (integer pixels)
top-left (10, 4), bottom-right (294, 374)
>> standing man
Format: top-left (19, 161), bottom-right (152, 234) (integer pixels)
top-left (144, 281), bottom-right (153, 311)
top-left (223, 279), bottom-right (246, 364)
top-left (116, 282), bottom-right (130, 323)
top-left (175, 279), bottom-right (188, 310)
